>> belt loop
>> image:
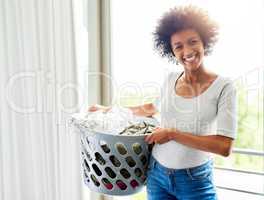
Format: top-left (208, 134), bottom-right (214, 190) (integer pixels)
top-left (186, 168), bottom-right (194, 180)
top-left (151, 156), bottom-right (156, 169)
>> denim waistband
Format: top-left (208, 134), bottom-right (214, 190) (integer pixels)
top-left (149, 155), bottom-right (213, 175)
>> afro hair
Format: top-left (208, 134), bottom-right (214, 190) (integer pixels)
top-left (153, 5), bottom-right (219, 62)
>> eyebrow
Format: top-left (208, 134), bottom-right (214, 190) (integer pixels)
top-left (173, 36), bottom-right (199, 46)
top-left (172, 42), bottom-right (182, 46)
top-left (188, 36), bottom-right (199, 41)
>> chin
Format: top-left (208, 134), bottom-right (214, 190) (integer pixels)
top-left (184, 64), bottom-right (201, 72)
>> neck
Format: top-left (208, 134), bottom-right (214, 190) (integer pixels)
top-left (182, 65), bottom-right (209, 84)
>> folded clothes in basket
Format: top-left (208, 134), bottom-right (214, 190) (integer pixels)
top-left (119, 121), bottom-right (156, 136)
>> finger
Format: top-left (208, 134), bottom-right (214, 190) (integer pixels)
top-left (88, 105), bottom-right (97, 112)
top-left (157, 138), bottom-right (166, 144)
top-left (144, 134), bottom-right (151, 142)
top-left (149, 135), bottom-right (157, 144)
top-left (145, 134), bottom-right (154, 144)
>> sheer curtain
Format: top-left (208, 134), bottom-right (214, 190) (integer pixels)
top-left (0, 0), bottom-right (84, 200)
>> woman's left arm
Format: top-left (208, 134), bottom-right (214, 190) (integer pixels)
top-left (145, 128), bottom-right (234, 157)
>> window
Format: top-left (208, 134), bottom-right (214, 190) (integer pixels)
top-left (111, 0), bottom-right (264, 199)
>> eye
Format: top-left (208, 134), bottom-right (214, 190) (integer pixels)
top-left (173, 45), bottom-right (182, 51)
top-left (190, 40), bottom-right (198, 45)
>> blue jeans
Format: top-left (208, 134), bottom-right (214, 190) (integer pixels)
top-left (146, 156), bottom-right (217, 200)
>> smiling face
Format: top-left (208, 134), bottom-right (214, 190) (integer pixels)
top-left (170, 29), bottom-right (205, 71)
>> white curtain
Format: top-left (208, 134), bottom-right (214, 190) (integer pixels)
top-left (0, 0), bottom-right (84, 200)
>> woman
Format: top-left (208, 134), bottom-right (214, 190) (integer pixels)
top-left (89, 5), bottom-right (237, 200)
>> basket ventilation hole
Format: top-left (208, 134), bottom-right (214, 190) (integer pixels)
top-left (105, 167), bottom-right (116, 178)
top-left (100, 140), bottom-right (110, 153)
top-left (91, 174), bottom-right (100, 187)
top-left (102, 178), bottom-right (113, 190)
top-left (132, 143), bottom-right (142, 155)
top-left (126, 156), bottom-right (136, 167)
top-left (109, 155), bottom-right (121, 167)
top-left (95, 152), bottom-right (106, 165)
top-left (84, 170), bottom-right (89, 179)
top-left (86, 137), bottom-right (90, 145)
top-left (140, 154), bottom-right (147, 165)
top-left (120, 168), bottom-right (131, 179)
top-left (116, 143), bottom-right (127, 155)
top-left (84, 159), bottom-right (90, 172)
top-left (83, 149), bottom-right (92, 161)
top-left (92, 164), bottom-right (102, 176)
top-left (83, 171), bottom-right (90, 183)
top-left (134, 168), bottom-right (142, 177)
top-left (86, 137), bottom-right (96, 151)
top-left (130, 179), bottom-right (139, 189)
top-left (116, 180), bottom-right (127, 190)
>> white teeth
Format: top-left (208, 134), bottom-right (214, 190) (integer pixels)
top-left (184, 55), bottom-right (195, 62)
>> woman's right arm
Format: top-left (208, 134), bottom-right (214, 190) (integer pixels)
top-left (88, 103), bottom-right (158, 117)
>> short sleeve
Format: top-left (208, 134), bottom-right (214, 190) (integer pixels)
top-left (216, 80), bottom-right (237, 139)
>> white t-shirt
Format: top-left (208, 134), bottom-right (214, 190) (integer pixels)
top-left (152, 71), bottom-right (237, 169)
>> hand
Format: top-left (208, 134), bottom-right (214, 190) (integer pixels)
top-left (144, 127), bottom-right (174, 144)
top-left (88, 104), bottom-right (110, 112)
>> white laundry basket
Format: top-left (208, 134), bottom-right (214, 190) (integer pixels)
top-left (71, 114), bottom-right (157, 196)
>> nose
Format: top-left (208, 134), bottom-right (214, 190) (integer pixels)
top-left (183, 46), bottom-right (194, 58)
